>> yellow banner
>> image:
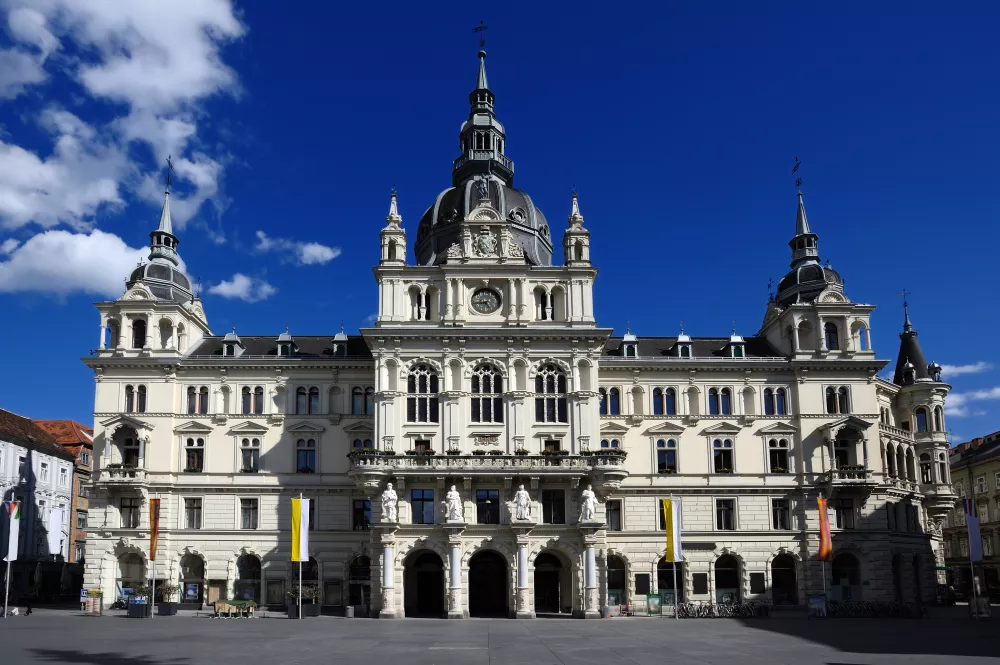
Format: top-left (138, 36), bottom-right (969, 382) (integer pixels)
top-left (662, 498), bottom-right (682, 562)
top-left (291, 498), bottom-right (309, 561)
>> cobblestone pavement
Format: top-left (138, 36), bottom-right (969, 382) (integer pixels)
top-left (1, 613), bottom-right (998, 665)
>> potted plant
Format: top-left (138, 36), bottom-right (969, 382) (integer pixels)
top-left (446, 448), bottom-right (462, 456)
top-left (287, 583), bottom-right (321, 618)
top-left (404, 450), bottom-right (418, 456)
top-left (488, 449), bottom-right (504, 456)
top-left (297, 466), bottom-right (315, 473)
top-left (514, 448), bottom-right (530, 456)
top-left (420, 449), bottom-right (436, 456)
top-left (472, 449), bottom-right (487, 456)
top-left (580, 450), bottom-right (594, 456)
top-left (154, 583), bottom-right (181, 615)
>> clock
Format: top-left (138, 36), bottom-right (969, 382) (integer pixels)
top-left (470, 288), bottom-right (501, 314)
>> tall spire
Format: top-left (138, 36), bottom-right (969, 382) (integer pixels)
top-left (795, 190), bottom-right (810, 235)
top-left (787, 189), bottom-right (820, 269)
top-left (893, 293), bottom-right (929, 385)
top-left (149, 156), bottom-right (180, 267)
top-left (901, 290), bottom-right (913, 332)
top-left (386, 185), bottom-right (401, 225)
top-left (477, 48), bottom-right (489, 90)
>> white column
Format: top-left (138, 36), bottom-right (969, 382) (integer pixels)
top-left (446, 531), bottom-right (463, 619)
top-left (864, 326), bottom-right (872, 351)
top-left (380, 538), bottom-right (396, 618)
top-left (583, 540), bottom-right (599, 618)
top-left (98, 317), bottom-right (107, 350)
top-left (515, 536), bottom-right (533, 618)
top-left (818, 315), bottom-right (828, 352)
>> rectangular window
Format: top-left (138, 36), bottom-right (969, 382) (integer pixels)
top-left (75, 543), bottom-right (85, 562)
top-left (543, 440), bottom-right (560, 453)
top-left (76, 511), bottom-right (87, 529)
top-left (352, 499), bottom-right (371, 531)
top-left (240, 498), bottom-right (259, 530)
top-left (184, 498), bottom-right (203, 529)
top-left (17, 456), bottom-right (25, 481)
top-left (750, 572), bottom-right (766, 594)
top-left (995, 472), bottom-right (1000, 490)
top-left (414, 439), bottom-right (431, 454)
top-left (120, 497), bottom-right (140, 528)
top-left (715, 498), bottom-right (735, 530)
top-left (241, 445), bottom-right (260, 472)
top-left (605, 500), bottom-right (623, 531)
top-left (78, 484), bottom-right (89, 498)
top-left (309, 497), bottom-right (317, 531)
top-left (411, 489), bottom-right (435, 525)
top-left (771, 499), bottom-right (790, 530)
top-left (693, 573), bottom-right (709, 595)
top-left (40, 462), bottom-right (50, 482)
top-left (476, 489), bottom-right (500, 525)
top-left (976, 476), bottom-right (987, 494)
top-left (635, 573), bottom-right (651, 596)
top-left (541, 489), bottom-right (566, 524)
top-left (59, 467), bottom-right (68, 486)
top-left (834, 498), bottom-right (855, 529)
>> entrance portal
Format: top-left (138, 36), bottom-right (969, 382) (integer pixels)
top-left (469, 551), bottom-right (508, 617)
top-left (533, 552), bottom-right (566, 615)
top-left (404, 551), bottom-right (444, 617)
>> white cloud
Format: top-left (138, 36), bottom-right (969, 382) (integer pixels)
top-left (946, 386), bottom-right (1000, 418)
top-left (254, 231), bottom-right (341, 266)
top-left (0, 0), bottom-right (244, 231)
top-left (940, 362), bottom-right (994, 377)
top-left (207, 273), bottom-right (276, 303)
top-left (0, 228), bottom-right (148, 297)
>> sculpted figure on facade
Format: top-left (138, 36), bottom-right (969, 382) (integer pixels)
top-left (513, 484), bottom-right (532, 521)
top-left (579, 484), bottom-right (598, 522)
top-left (445, 485), bottom-right (463, 522)
top-left (381, 483), bottom-right (398, 522)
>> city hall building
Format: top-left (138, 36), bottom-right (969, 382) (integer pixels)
top-left (82, 50), bottom-right (957, 617)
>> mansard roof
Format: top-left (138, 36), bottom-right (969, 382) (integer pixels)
top-left (603, 335), bottom-right (782, 358)
top-left (187, 335), bottom-right (373, 359)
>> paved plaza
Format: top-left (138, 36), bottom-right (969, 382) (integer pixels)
top-left (1, 613), bottom-right (998, 665)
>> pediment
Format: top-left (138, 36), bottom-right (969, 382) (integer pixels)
top-left (343, 421), bottom-right (375, 434)
top-left (599, 422), bottom-right (630, 434)
top-left (643, 421), bottom-right (686, 435)
top-left (287, 421), bottom-right (325, 433)
top-left (701, 422), bottom-right (742, 435)
top-left (827, 415), bottom-right (874, 434)
top-left (757, 421), bottom-right (799, 435)
top-left (99, 414), bottom-right (154, 432)
top-left (173, 420), bottom-right (215, 434)
top-left (227, 421), bottom-right (270, 435)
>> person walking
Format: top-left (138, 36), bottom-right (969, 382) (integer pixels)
top-left (24, 596), bottom-right (32, 616)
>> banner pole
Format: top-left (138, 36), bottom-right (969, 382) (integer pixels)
top-left (3, 557), bottom-right (9, 618)
top-left (151, 565), bottom-right (155, 620)
top-left (299, 492), bottom-right (303, 621)
top-left (969, 554), bottom-right (979, 619)
top-left (4, 501), bottom-right (13, 618)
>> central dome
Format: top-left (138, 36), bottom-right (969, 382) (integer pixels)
top-left (414, 177), bottom-right (552, 266)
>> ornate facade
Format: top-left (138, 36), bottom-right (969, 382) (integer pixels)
top-left (82, 49), bottom-right (956, 616)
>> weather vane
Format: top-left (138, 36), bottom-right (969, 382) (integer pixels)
top-left (898, 289), bottom-right (910, 306)
top-left (792, 156), bottom-right (802, 190)
top-left (391, 183), bottom-right (397, 197)
top-left (767, 277), bottom-right (774, 300)
top-left (165, 155), bottom-right (175, 192)
top-left (473, 20), bottom-right (487, 50)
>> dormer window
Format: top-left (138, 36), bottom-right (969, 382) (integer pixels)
top-left (679, 345), bottom-right (692, 358)
top-left (278, 343), bottom-right (291, 357)
top-left (624, 343), bottom-right (636, 358)
top-left (224, 343), bottom-right (236, 357)
top-left (731, 344), bottom-right (744, 358)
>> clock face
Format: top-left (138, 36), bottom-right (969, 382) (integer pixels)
top-left (470, 288), bottom-right (501, 314)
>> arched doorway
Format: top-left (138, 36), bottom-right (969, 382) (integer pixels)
top-left (657, 558), bottom-right (683, 604)
top-left (179, 554), bottom-right (205, 607)
top-left (831, 553), bottom-right (861, 601)
top-left (533, 551), bottom-right (569, 615)
top-left (771, 554), bottom-right (797, 605)
top-left (607, 556), bottom-right (627, 606)
top-left (404, 551), bottom-right (444, 617)
top-left (116, 553), bottom-right (145, 600)
top-left (348, 555), bottom-right (371, 614)
top-left (469, 550), bottom-right (508, 617)
top-left (235, 555), bottom-right (261, 603)
top-left (714, 555), bottom-right (741, 603)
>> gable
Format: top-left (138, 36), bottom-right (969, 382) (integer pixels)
top-left (757, 421), bottom-right (798, 435)
top-left (599, 422), bottom-right (630, 435)
top-left (701, 422), bottom-right (742, 435)
top-left (643, 422), bottom-right (686, 436)
top-left (287, 422), bottom-right (325, 433)
top-left (227, 421), bottom-right (270, 435)
top-left (173, 420), bottom-right (215, 434)
top-left (343, 421), bottom-right (375, 434)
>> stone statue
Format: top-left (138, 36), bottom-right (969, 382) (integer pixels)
top-left (579, 484), bottom-right (598, 522)
top-left (445, 485), bottom-right (463, 522)
top-left (381, 483), bottom-right (398, 522)
top-left (513, 484), bottom-right (532, 521)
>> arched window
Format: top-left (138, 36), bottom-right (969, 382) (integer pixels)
top-left (885, 444), bottom-right (896, 476)
top-left (235, 555), bottom-right (261, 604)
top-left (351, 387), bottom-right (363, 415)
top-left (609, 388), bottom-right (621, 415)
top-left (241, 438), bottom-right (260, 472)
top-left (919, 453), bottom-right (932, 484)
top-left (825, 387), bottom-right (837, 414)
top-left (652, 388), bottom-right (664, 415)
top-left (471, 364), bottom-right (503, 423)
top-left (775, 388), bottom-right (787, 415)
top-left (296, 439), bottom-right (316, 472)
top-left (137, 385), bottom-right (146, 413)
top-left (295, 387), bottom-right (307, 415)
top-left (125, 385), bottom-right (135, 413)
top-left (254, 386), bottom-right (264, 414)
top-left (198, 386), bottom-right (209, 415)
top-left (933, 406), bottom-right (943, 432)
top-left (838, 387), bottom-right (850, 414)
top-left (763, 388), bottom-right (774, 416)
top-left (824, 322), bottom-right (840, 351)
top-left (713, 439), bottom-right (733, 473)
top-left (600, 439), bottom-right (620, 449)
top-left (132, 319), bottom-right (147, 349)
top-left (915, 408), bottom-right (929, 433)
top-left (308, 387), bottom-right (319, 414)
top-left (242, 387), bottom-right (252, 414)
top-left (937, 453), bottom-right (948, 483)
top-left (664, 388), bottom-right (676, 415)
top-left (657, 558), bottom-right (683, 603)
top-left (714, 554), bottom-right (741, 603)
top-left (534, 364), bottom-right (567, 423)
top-left (406, 364), bottom-right (440, 423)
top-left (771, 553), bottom-right (798, 605)
top-left (187, 386), bottom-right (197, 414)
top-left (184, 437), bottom-right (205, 472)
top-left (768, 439), bottom-right (789, 473)
top-left (857, 323), bottom-right (869, 351)
top-left (599, 388), bottom-right (608, 416)
top-left (365, 387), bottom-right (375, 414)
top-left (708, 388), bottom-right (720, 415)
top-left (720, 388), bottom-right (732, 415)
top-left (656, 439), bottom-right (677, 474)
top-left (680, 345), bottom-right (691, 358)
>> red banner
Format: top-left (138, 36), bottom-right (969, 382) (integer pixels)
top-left (817, 497), bottom-right (832, 562)
top-left (149, 498), bottom-right (161, 561)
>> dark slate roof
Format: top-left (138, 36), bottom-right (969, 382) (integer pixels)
top-left (603, 336), bottom-right (783, 358)
top-left (0, 409), bottom-right (77, 462)
top-left (892, 327), bottom-right (929, 385)
top-left (950, 436), bottom-right (1000, 469)
top-left (187, 335), bottom-right (373, 359)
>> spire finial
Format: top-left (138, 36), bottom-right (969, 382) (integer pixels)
top-left (732, 321), bottom-right (737, 336)
top-left (473, 20), bottom-right (487, 51)
top-left (679, 320), bottom-right (684, 334)
top-left (899, 290), bottom-right (912, 332)
top-left (792, 156), bottom-right (801, 191)
top-left (626, 320), bottom-right (631, 334)
top-left (165, 154), bottom-right (175, 193)
top-left (388, 185), bottom-right (399, 219)
top-left (473, 21), bottom-right (488, 88)
top-left (767, 277), bottom-right (775, 301)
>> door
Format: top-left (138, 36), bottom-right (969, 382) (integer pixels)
top-left (469, 551), bottom-right (508, 617)
top-left (207, 580), bottom-right (226, 605)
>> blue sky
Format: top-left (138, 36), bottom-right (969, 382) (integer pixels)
top-left (0, 1), bottom-right (997, 439)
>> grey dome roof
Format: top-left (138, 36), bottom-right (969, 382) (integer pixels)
top-left (127, 261), bottom-right (193, 304)
top-left (414, 177), bottom-right (553, 266)
top-left (775, 263), bottom-right (843, 307)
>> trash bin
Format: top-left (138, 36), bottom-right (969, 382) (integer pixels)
top-left (344, 605), bottom-right (354, 618)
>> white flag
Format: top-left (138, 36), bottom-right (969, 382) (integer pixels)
top-left (47, 508), bottom-right (63, 557)
top-left (4, 501), bottom-right (20, 562)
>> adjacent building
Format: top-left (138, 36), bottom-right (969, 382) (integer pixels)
top-left (82, 49), bottom-right (956, 616)
top-left (942, 430), bottom-right (1000, 596)
top-left (34, 420), bottom-right (94, 564)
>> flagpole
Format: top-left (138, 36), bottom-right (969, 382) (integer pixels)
top-left (298, 492), bottom-right (303, 621)
top-left (151, 562), bottom-right (155, 620)
top-left (3, 557), bottom-right (10, 618)
top-left (3, 500), bottom-right (13, 618)
top-left (670, 495), bottom-right (679, 620)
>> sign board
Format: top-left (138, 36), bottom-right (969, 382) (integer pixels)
top-left (80, 589), bottom-right (88, 602)
top-left (807, 594), bottom-right (827, 617)
top-left (646, 594), bottom-right (662, 615)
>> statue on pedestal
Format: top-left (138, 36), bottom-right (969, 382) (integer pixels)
top-left (579, 484), bottom-right (598, 522)
top-left (513, 484), bottom-right (532, 521)
top-left (381, 483), bottom-right (398, 522)
top-left (445, 485), bottom-right (463, 522)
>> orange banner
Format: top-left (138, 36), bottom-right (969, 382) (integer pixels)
top-left (817, 497), bottom-right (832, 562)
top-left (149, 498), bottom-right (161, 561)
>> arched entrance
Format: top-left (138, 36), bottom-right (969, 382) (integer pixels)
top-left (116, 553), bottom-right (145, 600)
top-left (469, 550), bottom-right (508, 617)
top-left (404, 551), bottom-right (444, 617)
top-left (179, 554), bottom-right (205, 607)
top-left (831, 553), bottom-right (861, 601)
top-left (714, 554), bottom-right (741, 603)
top-left (771, 554), bottom-right (797, 605)
top-left (607, 556), bottom-right (627, 606)
top-left (235, 555), bottom-right (261, 603)
top-left (348, 555), bottom-right (371, 614)
top-left (533, 551), bottom-right (570, 615)
top-left (657, 558), bottom-right (683, 604)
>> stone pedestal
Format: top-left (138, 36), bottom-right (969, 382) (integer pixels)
top-left (379, 586), bottom-right (398, 619)
top-left (444, 522), bottom-right (466, 619)
top-left (513, 523), bottom-right (536, 619)
top-left (378, 528), bottom-right (398, 618)
top-left (581, 525), bottom-right (602, 619)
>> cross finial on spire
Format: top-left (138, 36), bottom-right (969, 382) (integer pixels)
top-left (195, 277), bottom-right (202, 298)
top-left (767, 278), bottom-right (775, 300)
top-left (679, 320), bottom-right (684, 334)
top-left (898, 289), bottom-right (912, 332)
top-left (165, 155), bottom-right (174, 193)
top-left (732, 321), bottom-right (737, 335)
top-left (473, 20), bottom-right (487, 50)
top-left (792, 156), bottom-right (802, 191)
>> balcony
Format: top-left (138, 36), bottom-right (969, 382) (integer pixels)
top-left (95, 465), bottom-right (148, 488)
top-left (824, 465), bottom-right (876, 496)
